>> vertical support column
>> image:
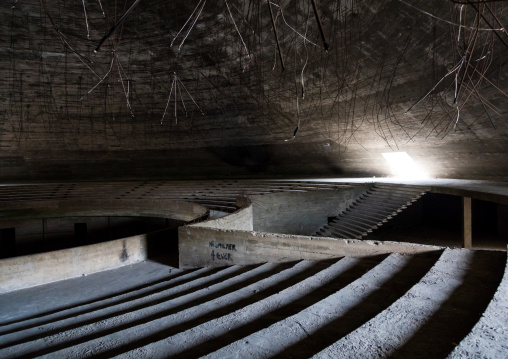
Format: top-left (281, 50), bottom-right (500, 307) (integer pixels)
top-left (463, 197), bottom-right (472, 249)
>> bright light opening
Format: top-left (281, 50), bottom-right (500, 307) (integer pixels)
top-left (382, 152), bottom-right (429, 179)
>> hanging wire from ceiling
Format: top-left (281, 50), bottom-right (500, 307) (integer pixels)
top-left (95, 0), bottom-right (142, 52)
top-left (170, 0), bottom-right (206, 51)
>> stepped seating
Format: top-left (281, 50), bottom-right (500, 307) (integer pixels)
top-left (315, 183), bottom-right (428, 239)
top-left (0, 180), bottom-right (357, 213)
top-left (0, 249), bottom-right (506, 358)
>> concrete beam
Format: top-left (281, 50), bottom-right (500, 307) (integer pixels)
top-left (178, 226), bottom-right (443, 269)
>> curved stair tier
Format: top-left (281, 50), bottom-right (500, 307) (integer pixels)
top-left (314, 183), bottom-right (428, 239)
top-left (0, 180), bottom-right (359, 214)
top-left (447, 247), bottom-right (508, 358)
top-left (0, 248), bottom-right (506, 358)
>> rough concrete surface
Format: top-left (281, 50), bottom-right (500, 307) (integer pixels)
top-left (251, 186), bottom-right (369, 235)
top-left (193, 205), bottom-right (253, 231)
top-left (0, 248), bottom-right (505, 358)
top-left (1, 179), bottom-right (507, 357)
top-left (178, 225), bottom-right (443, 269)
top-left (0, 233), bottom-right (148, 293)
top-left (448, 248), bottom-right (508, 358)
top-left (0, 260), bottom-right (178, 324)
top-left (2, 1), bottom-right (508, 181)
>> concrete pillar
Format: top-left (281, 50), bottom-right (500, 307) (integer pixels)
top-left (463, 197), bottom-right (472, 249)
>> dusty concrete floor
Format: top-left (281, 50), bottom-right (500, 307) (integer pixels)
top-left (0, 249), bottom-right (506, 358)
top-left (0, 178), bottom-right (507, 357)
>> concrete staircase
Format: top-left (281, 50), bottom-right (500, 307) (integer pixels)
top-left (0, 180), bottom-right (358, 214)
top-left (0, 249), bottom-right (506, 358)
top-left (314, 183), bottom-right (428, 239)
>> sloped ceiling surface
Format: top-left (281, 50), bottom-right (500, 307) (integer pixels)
top-left (1, 0), bottom-right (507, 180)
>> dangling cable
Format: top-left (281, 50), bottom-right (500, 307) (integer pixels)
top-left (267, 0), bottom-right (285, 71)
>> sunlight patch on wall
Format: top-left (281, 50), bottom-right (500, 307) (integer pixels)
top-left (382, 152), bottom-right (429, 179)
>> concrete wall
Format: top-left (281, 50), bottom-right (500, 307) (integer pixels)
top-left (0, 216), bottom-right (168, 257)
top-left (2, 2), bottom-right (508, 182)
top-left (0, 231), bottom-right (154, 293)
top-left (251, 186), bottom-right (370, 235)
top-left (0, 199), bottom-right (207, 292)
top-left (178, 226), bottom-right (443, 269)
top-left (0, 199), bottom-right (208, 222)
top-left (191, 205), bottom-right (253, 231)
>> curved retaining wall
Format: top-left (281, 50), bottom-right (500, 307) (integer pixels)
top-left (0, 199), bottom-right (208, 293)
top-left (0, 199), bottom-right (208, 222)
top-left (191, 203), bottom-right (253, 231)
top-left (180, 187), bottom-right (443, 268)
top-left (0, 232), bottom-right (149, 293)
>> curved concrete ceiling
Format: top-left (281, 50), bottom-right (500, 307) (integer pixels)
top-left (1, 0), bottom-right (507, 180)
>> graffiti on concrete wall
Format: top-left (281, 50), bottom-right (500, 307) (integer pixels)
top-left (209, 241), bottom-right (237, 261)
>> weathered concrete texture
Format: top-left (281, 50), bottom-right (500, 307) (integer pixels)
top-left (192, 204), bottom-right (253, 231)
top-left (0, 258), bottom-right (178, 324)
top-left (0, 248), bottom-right (504, 358)
top-left (448, 246), bottom-right (508, 358)
top-left (0, 198), bottom-right (206, 292)
top-left (313, 249), bottom-right (506, 359)
top-left (0, 215), bottom-right (169, 257)
top-left (0, 231), bottom-right (149, 293)
top-left (251, 186), bottom-right (370, 235)
top-left (0, 199), bottom-right (208, 222)
top-left (178, 226), bottom-right (443, 269)
top-left (315, 183), bottom-right (427, 240)
top-left (1, 1), bottom-right (508, 181)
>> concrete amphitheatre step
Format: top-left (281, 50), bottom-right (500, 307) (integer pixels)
top-left (0, 249), bottom-right (506, 358)
top-left (315, 183), bottom-right (428, 240)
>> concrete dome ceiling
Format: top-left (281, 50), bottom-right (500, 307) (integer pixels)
top-left (1, 0), bottom-right (507, 180)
